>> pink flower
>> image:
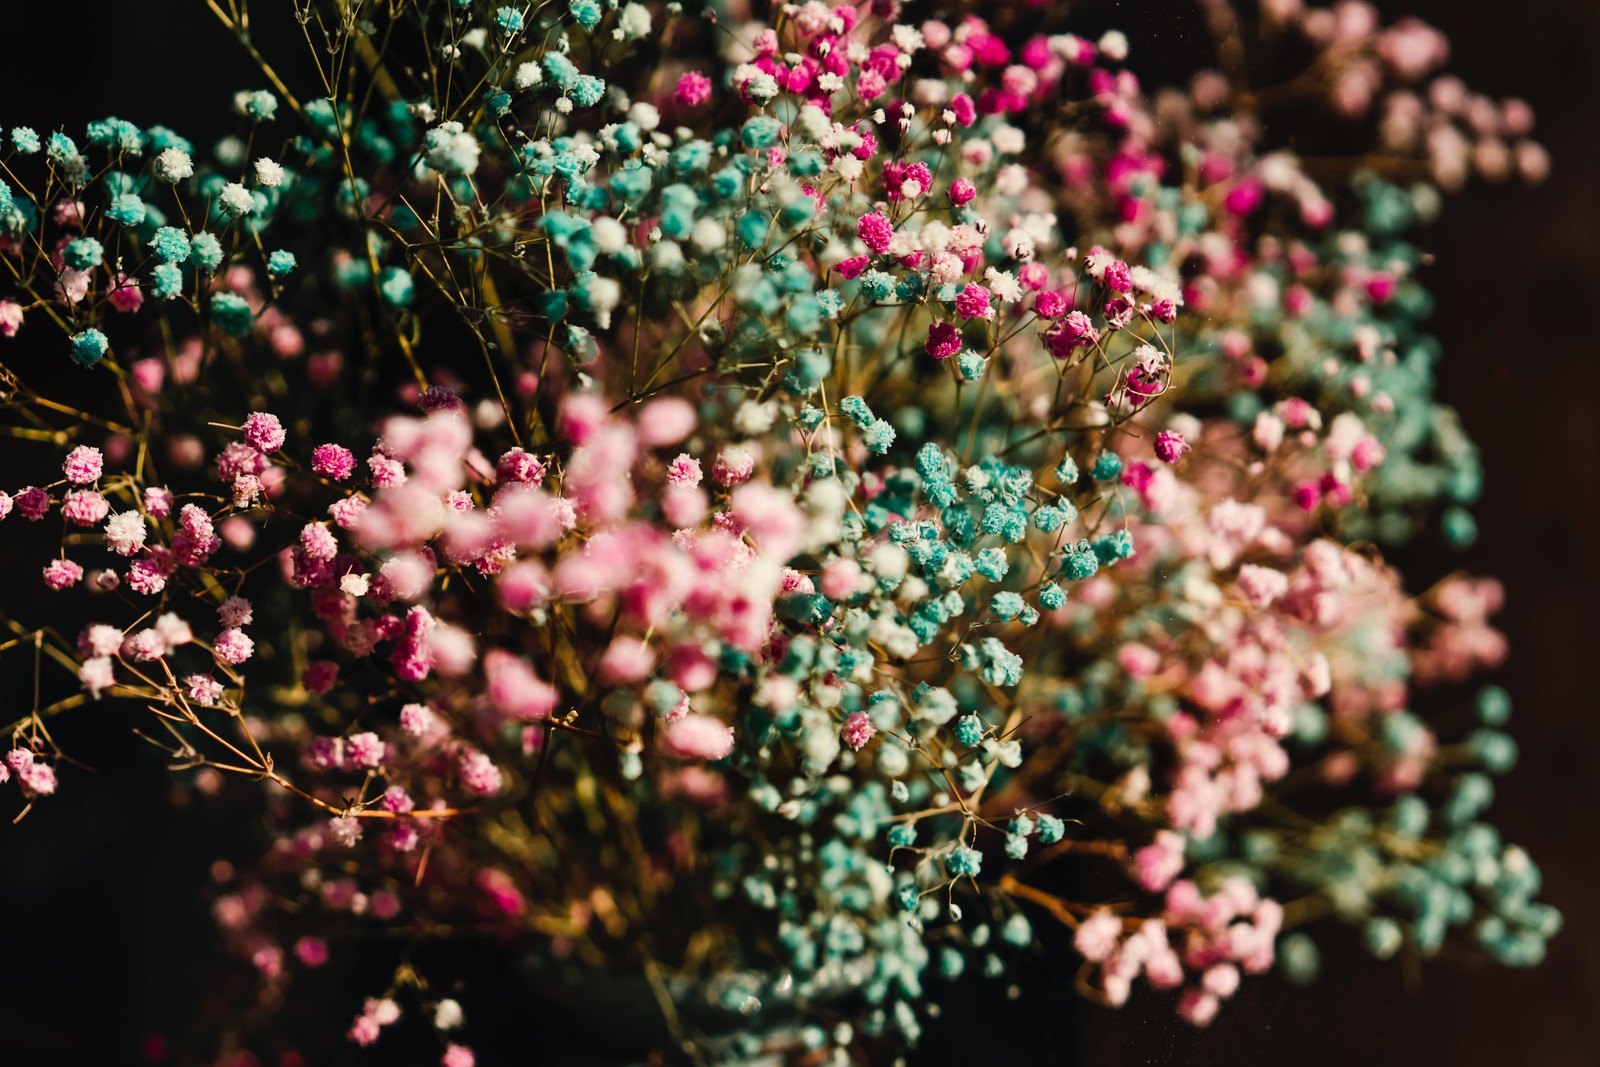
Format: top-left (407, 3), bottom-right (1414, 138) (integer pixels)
top-left (1351, 436), bottom-right (1386, 472)
top-left (661, 713), bottom-right (735, 760)
top-left (496, 447), bottom-right (547, 486)
top-left (187, 674), bottom-right (224, 704)
top-left (1033, 291), bottom-right (1067, 319)
top-left (61, 489), bottom-right (109, 527)
top-left (1202, 962), bottom-right (1241, 999)
top-left (329, 495), bottom-right (368, 530)
top-left (63, 445), bottom-right (103, 484)
top-left (598, 635), bottom-right (654, 684)
top-left (300, 521), bottom-right (338, 561)
top-left (1236, 564), bottom-right (1289, 608)
top-left (955, 283), bottom-right (994, 320)
top-left (15, 758), bottom-right (57, 797)
top-left (312, 443), bottom-right (357, 480)
top-left (0, 300), bottom-right (23, 337)
top-left (1103, 259), bottom-right (1133, 293)
top-left (1178, 990), bottom-right (1220, 1027)
top-left (674, 70), bottom-right (712, 107)
top-left (949, 92), bottom-right (976, 126)
top-left (949, 177), bottom-right (976, 205)
top-left (1046, 311), bottom-right (1099, 357)
top-left (820, 558), bottom-right (861, 599)
top-left (419, 385), bottom-right (462, 414)
top-left (213, 628), bottom-right (255, 666)
top-left (348, 1016), bottom-right (381, 1047)
top-left (1117, 642), bottom-right (1161, 677)
top-left (56, 268), bottom-right (90, 305)
top-left (1074, 908), bottom-right (1122, 962)
top-left (925, 321), bottom-right (962, 360)
top-left (242, 411), bottom-right (286, 453)
top-left (1223, 177), bottom-right (1263, 216)
top-left (218, 596), bottom-right (254, 628)
top-left (712, 445), bottom-right (756, 487)
top-left (442, 1046), bottom-right (476, 1067)
top-left (1134, 829), bottom-right (1186, 892)
top-left (857, 212), bottom-right (894, 255)
top-left (327, 816), bottom-right (363, 848)
top-left (79, 624), bottom-right (124, 658)
top-left (294, 937), bottom-right (329, 967)
top-left (483, 649), bottom-right (558, 720)
top-left (731, 481), bottom-right (805, 563)
top-left (400, 703), bottom-right (440, 738)
top-left (666, 453), bottom-right (703, 487)
top-left (345, 731), bottom-right (384, 768)
top-left (459, 750), bottom-right (504, 795)
top-left (144, 486), bottom-right (174, 519)
top-left (835, 255), bottom-right (869, 280)
top-left (367, 451), bottom-right (407, 487)
top-left (122, 629), bottom-right (168, 662)
top-left (127, 558), bottom-right (169, 595)
top-left (43, 558), bottom-right (84, 590)
top-left (79, 656), bottom-right (115, 698)
top-left (637, 397), bottom-right (695, 447)
top-left (17, 486), bottom-right (51, 520)
top-left (842, 711), bottom-right (876, 751)
top-left (108, 275), bottom-right (144, 313)
top-left (1154, 431), bottom-right (1189, 463)
top-left (304, 661), bottom-right (340, 695)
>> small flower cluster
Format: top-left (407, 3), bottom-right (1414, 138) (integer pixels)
top-left (0, 0), bottom-right (1555, 1062)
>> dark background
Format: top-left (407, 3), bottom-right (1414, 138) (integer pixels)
top-left (1, 1), bottom-right (1596, 1064)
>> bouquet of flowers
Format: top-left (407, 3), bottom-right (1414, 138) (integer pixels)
top-left (0, 0), bottom-right (1556, 1062)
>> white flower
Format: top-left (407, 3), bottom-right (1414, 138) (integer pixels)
top-left (104, 511), bottom-right (148, 556)
top-left (513, 61), bottom-right (543, 91)
top-left (584, 276), bottom-right (622, 329)
top-left (994, 163), bottom-right (1029, 197)
top-left (434, 999), bottom-right (464, 1031)
top-left (589, 216), bottom-right (627, 255)
top-left (650, 241), bottom-right (684, 271)
top-left (154, 613), bottom-right (194, 651)
top-left (340, 572), bottom-right (371, 597)
top-left (991, 124), bottom-right (1026, 154)
top-left (628, 102), bottom-right (660, 131)
top-left (794, 105), bottom-right (830, 141)
top-left (218, 182), bottom-right (254, 217)
top-left (733, 400), bottom-right (778, 436)
top-left (890, 24), bottom-right (924, 53)
top-left (689, 218), bottom-right (726, 253)
top-left (253, 157), bottom-right (285, 188)
top-left (745, 73), bottom-right (778, 103)
top-left (153, 147), bottom-right (194, 183)
top-left (984, 267), bottom-right (1022, 303)
top-left (1128, 266), bottom-right (1184, 306)
top-left (1097, 30), bottom-right (1130, 61)
top-left (617, 2), bottom-right (651, 39)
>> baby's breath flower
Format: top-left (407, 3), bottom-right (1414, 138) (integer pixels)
top-left (153, 146), bottom-right (194, 183)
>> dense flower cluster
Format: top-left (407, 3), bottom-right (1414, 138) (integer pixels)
top-left (0, 0), bottom-right (1555, 1062)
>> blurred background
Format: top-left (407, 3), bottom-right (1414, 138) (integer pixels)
top-left (0, 1), bottom-right (1595, 1063)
